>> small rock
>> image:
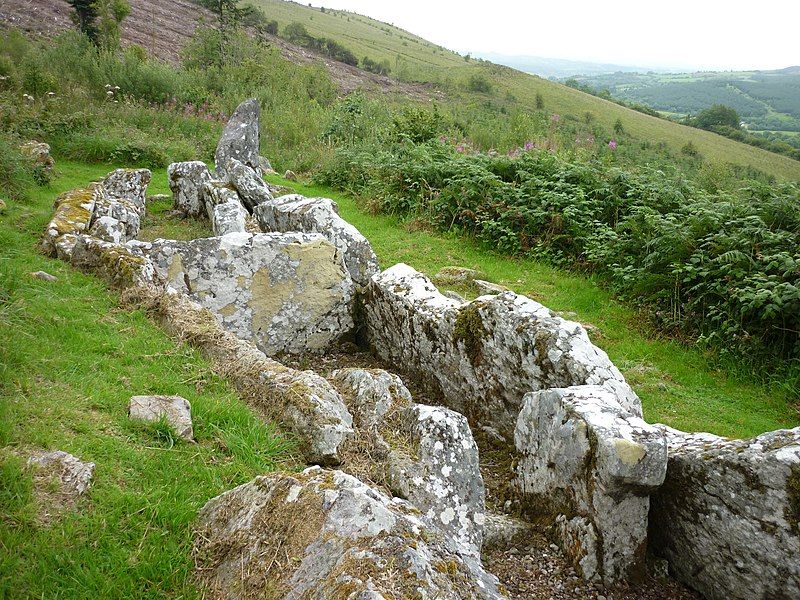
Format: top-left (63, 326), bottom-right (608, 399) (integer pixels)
top-left (30, 271), bottom-right (57, 282)
top-left (259, 155), bottom-right (277, 175)
top-left (283, 169), bottom-right (298, 181)
top-left (444, 290), bottom-right (466, 302)
top-left (474, 279), bottom-right (510, 294)
top-left (0, 198), bottom-right (6, 213)
top-left (128, 395), bottom-right (194, 440)
top-left (27, 450), bottom-right (94, 497)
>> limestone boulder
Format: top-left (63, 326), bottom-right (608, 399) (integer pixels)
top-left (143, 232), bottom-right (354, 356)
top-left (514, 385), bottom-right (667, 583)
top-left (215, 98), bottom-right (260, 176)
top-left (211, 200), bottom-right (247, 236)
top-left (194, 467), bottom-right (504, 599)
top-left (69, 235), bottom-right (155, 289)
top-left (168, 161), bottom-right (212, 217)
top-left (41, 185), bottom-right (102, 257)
top-left (90, 193), bottom-right (141, 243)
top-left (363, 264), bottom-right (641, 439)
top-left (255, 195), bottom-right (379, 287)
top-left (649, 425), bottom-right (800, 600)
top-left (332, 368), bottom-right (486, 557)
top-left (226, 158), bottom-right (272, 212)
top-left (129, 395), bottom-right (194, 440)
top-left (102, 168), bottom-right (151, 215)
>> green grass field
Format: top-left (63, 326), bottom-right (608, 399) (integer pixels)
top-left (0, 163), bottom-right (295, 598)
top-left (252, 0), bottom-right (800, 180)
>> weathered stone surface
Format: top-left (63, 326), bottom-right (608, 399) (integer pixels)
top-left (211, 200), bottom-right (247, 236)
top-left (20, 140), bottom-right (54, 175)
top-left (284, 169), bottom-right (298, 181)
top-left (90, 193), bottom-right (141, 243)
top-left (215, 98), bottom-right (260, 176)
top-left (514, 385), bottom-right (667, 583)
top-left (144, 232), bottom-right (354, 356)
top-left (332, 368), bottom-right (486, 556)
top-left (444, 290), bottom-right (466, 303)
top-left (201, 180), bottom-right (239, 221)
top-left (259, 155), bottom-right (276, 175)
top-left (255, 195), bottom-right (379, 287)
top-left (226, 158), bottom-right (272, 212)
top-left (474, 279), bottom-right (510, 295)
top-left (70, 235), bottom-right (155, 289)
top-left (363, 264), bottom-right (641, 439)
top-left (41, 185), bottom-right (101, 257)
top-left (168, 161), bottom-right (212, 217)
top-left (102, 168), bottom-right (151, 215)
top-left (482, 513), bottom-right (536, 551)
top-left (30, 271), bottom-right (57, 282)
top-left (129, 395), bottom-right (194, 440)
top-left (195, 467), bottom-right (504, 599)
top-left (649, 425), bottom-right (800, 600)
top-left (27, 450), bottom-right (94, 497)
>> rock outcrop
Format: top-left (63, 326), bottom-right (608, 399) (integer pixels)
top-left (128, 395), bottom-right (194, 441)
top-left (41, 184), bottom-right (102, 257)
top-left (649, 426), bottom-right (800, 600)
top-left (194, 467), bottom-right (504, 599)
top-left (214, 98), bottom-right (260, 176)
top-left (144, 232), bottom-right (354, 356)
top-left (514, 385), bottom-right (667, 583)
top-left (363, 264), bottom-right (641, 439)
top-left (332, 368), bottom-right (486, 557)
top-left (255, 195), bottom-right (380, 287)
top-left (168, 161), bottom-right (212, 217)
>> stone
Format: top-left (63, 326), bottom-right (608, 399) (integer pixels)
top-left (211, 200), bottom-right (247, 236)
top-left (102, 168), bottom-right (151, 216)
top-left (267, 182), bottom-right (297, 198)
top-left (332, 368), bottom-right (486, 557)
top-left (284, 169), bottom-right (298, 181)
top-left (514, 385), bottom-right (667, 583)
top-left (27, 450), bottom-right (94, 522)
top-left (215, 98), bottom-right (260, 176)
top-left (41, 185), bottom-right (102, 257)
top-left (363, 264), bottom-right (641, 439)
top-left (444, 290), bottom-right (466, 303)
top-left (0, 198), bottom-right (6, 213)
top-left (146, 193), bottom-right (171, 204)
top-left (128, 395), bottom-right (194, 440)
top-left (255, 195), bottom-right (380, 287)
top-left (30, 271), bottom-right (57, 282)
top-left (19, 140), bottom-right (55, 175)
top-left (474, 279), bottom-right (510, 295)
top-left (226, 158), bottom-right (273, 212)
top-left (435, 266), bottom-right (479, 284)
top-left (649, 425), bottom-right (800, 600)
top-left (482, 513), bottom-right (536, 551)
top-left (143, 232), bottom-right (354, 356)
top-left (168, 161), bottom-right (212, 217)
top-left (259, 155), bottom-right (276, 175)
top-left (194, 467), bottom-right (504, 599)
top-left (69, 235), bottom-right (155, 289)
top-left (201, 180), bottom-right (239, 221)
top-left (90, 193), bottom-right (141, 243)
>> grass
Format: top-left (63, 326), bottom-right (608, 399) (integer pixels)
top-left (264, 173), bottom-right (799, 440)
top-left (0, 162), bottom-right (296, 598)
top-left (252, 0), bottom-right (800, 181)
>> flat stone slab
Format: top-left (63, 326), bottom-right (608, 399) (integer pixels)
top-left (129, 395), bottom-right (194, 440)
top-left (143, 232), bottom-right (355, 356)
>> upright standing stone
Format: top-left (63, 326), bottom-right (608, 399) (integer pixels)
top-left (215, 99), bottom-right (260, 177)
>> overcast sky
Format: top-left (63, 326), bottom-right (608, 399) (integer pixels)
top-left (309, 0), bottom-right (799, 71)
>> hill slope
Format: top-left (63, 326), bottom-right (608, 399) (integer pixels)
top-left (249, 0), bottom-right (800, 180)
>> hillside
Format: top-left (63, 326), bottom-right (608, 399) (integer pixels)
top-left (568, 68), bottom-right (800, 134)
top-left (2, 0), bottom-right (800, 179)
top-left (248, 0), bottom-right (800, 180)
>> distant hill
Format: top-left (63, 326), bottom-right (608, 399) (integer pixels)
top-left (566, 68), bottom-right (800, 134)
top-left (472, 53), bottom-right (667, 79)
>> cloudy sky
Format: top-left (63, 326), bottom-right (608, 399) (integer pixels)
top-left (309, 0), bottom-right (799, 70)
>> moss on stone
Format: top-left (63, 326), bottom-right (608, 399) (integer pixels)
top-left (453, 301), bottom-right (488, 366)
top-left (786, 466), bottom-right (800, 534)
